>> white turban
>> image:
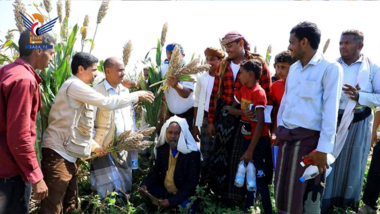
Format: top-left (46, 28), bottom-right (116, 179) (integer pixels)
top-left (156, 116), bottom-right (199, 155)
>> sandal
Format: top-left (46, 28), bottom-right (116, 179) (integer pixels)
top-left (358, 205), bottom-right (376, 214)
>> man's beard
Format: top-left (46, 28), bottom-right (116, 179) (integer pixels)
top-left (168, 138), bottom-right (178, 148)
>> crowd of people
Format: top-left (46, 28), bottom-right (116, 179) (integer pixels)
top-left (0, 20), bottom-right (380, 214)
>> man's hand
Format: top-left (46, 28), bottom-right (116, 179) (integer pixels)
top-left (32, 179), bottom-right (48, 200)
top-left (166, 75), bottom-right (179, 88)
top-left (192, 126), bottom-right (200, 142)
top-left (342, 84), bottom-right (359, 101)
top-left (207, 124), bottom-right (216, 139)
top-left (302, 151), bottom-right (329, 174)
top-left (158, 199), bottom-right (170, 209)
top-left (372, 131), bottom-right (378, 148)
top-left (122, 79), bottom-right (133, 88)
top-left (242, 109), bottom-right (254, 119)
top-left (93, 147), bottom-right (108, 158)
top-left (139, 185), bottom-right (148, 197)
top-left (273, 138), bottom-right (281, 146)
top-left (137, 91), bottom-right (155, 103)
top-left (240, 150), bottom-right (253, 163)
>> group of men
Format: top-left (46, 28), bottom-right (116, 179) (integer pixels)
top-left (0, 20), bottom-right (380, 214)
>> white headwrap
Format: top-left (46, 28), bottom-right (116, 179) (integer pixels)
top-left (156, 116), bottom-right (199, 155)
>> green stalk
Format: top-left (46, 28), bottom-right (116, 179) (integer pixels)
top-left (90, 24), bottom-right (99, 53)
top-left (149, 79), bottom-right (165, 87)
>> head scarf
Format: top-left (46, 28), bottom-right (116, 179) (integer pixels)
top-left (204, 47), bottom-right (225, 58)
top-left (221, 31), bottom-right (251, 51)
top-left (166, 43), bottom-right (185, 56)
top-left (156, 116), bottom-right (198, 155)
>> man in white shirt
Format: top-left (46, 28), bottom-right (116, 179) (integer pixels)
top-left (90, 57), bottom-right (138, 199)
top-left (274, 22), bottom-right (343, 214)
top-left (322, 30), bottom-right (380, 212)
top-left (40, 52), bottom-right (154, 213)
top-left (162, 43), bottom-right (195, 131)
top-left (192, 47), bottom-right (224, 185)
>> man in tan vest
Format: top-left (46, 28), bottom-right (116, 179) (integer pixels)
top-left (40, 52), bottom-right (154, 214)
top-left (91, 57), bottom-right (138, 198)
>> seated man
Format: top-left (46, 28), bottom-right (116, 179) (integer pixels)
top-left (139, 116), bottom-right (200, 212)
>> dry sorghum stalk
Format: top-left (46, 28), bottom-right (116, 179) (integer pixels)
top-left (160, 22), bottom-right (168, 47)
top-left (323, 39), bottom-right (330, 54)
top-left (57, 0), bottom-right (63, 23)
top-left (97, 0), bottom-right (110, 24)
top-left (81, 15), bottom-right (89, 40)
top-left (65, 0), bottom-right (71, 18)
top-left (122, 40), bottom-right (132, 67)
top-left (13, 0), bottom-right (26, 32)
top-left (44, 0), bottom-right (52, 13)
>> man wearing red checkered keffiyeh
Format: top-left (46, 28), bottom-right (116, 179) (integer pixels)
top-left (207, 31), bottom-right (272, 203)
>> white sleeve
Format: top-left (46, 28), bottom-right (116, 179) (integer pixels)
top-left (193, 77), bottom-right (202, 107)
top-left (316, 63), bottom-right (343, 154)
top-left (358, 63), bottom-right (380, 108)
top-left (67, 81), bottom-right (138, 110)
top-left (181, 81), bottom-right (194, 91)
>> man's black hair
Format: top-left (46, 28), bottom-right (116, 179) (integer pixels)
top-left (71, 52), bottom-right (98, 75)
top-left (290, 21), bottom-right (321, 50)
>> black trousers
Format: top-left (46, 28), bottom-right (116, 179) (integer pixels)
top-left (362, 139), bottom-right (380, 210)
top-left (0, 174), bottom-right (32, 214)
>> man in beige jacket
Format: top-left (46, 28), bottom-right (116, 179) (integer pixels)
top-left (40, 52), bottom-right (154, 214)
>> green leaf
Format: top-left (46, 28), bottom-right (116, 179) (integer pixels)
top-left (266, 53), bottom-right (271, 66)
top-left (86, 39), bottom-right (95, 53)
top-left (156, 39), bottom-right (161, 67)
top-left (144, 48), bottom-right (155, 60)
top-left (10, 40), bottom-right (19, 52)
top-left (191, 53), bottom-right (195, 61)
top-left (1, 39), bottom-right (12, 49)
top-left (55, 43), bottom-right (63, 68)
top-left (53, 58), bottom-right (68, 93)
top-left (0, 54), bottom-right (13, 64)
top-left (97, 59), bottom-right (104, 72)
top-left (178, 75), bottom-right (195, 82)
top-left (64, 24), bottom-right (79, 58)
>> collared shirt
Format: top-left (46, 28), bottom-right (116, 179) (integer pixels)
top-left (277, 53), bottom-right (343, 153)
top-left (0, 58), bottom-right (43, 183)
top-left (337, 56), bottom-right (380, 109)
top-left (161, 63), bottom-right (195, 114)
top-left (93, 80), bottom-right (135, 193)
top-left (339, 56), bottom-right (362, 110)
top-left (208, 56), bottom-right (272, 124)
top-left (164, 148), bottom-right (179, 194)
top-left (101, 80), bottom-right (134, 134)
